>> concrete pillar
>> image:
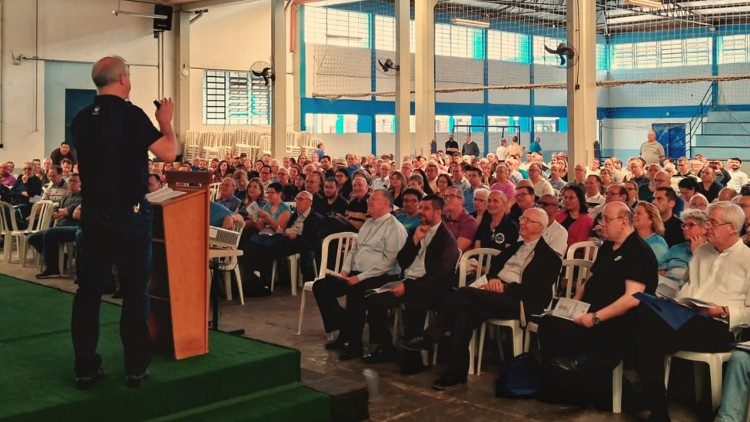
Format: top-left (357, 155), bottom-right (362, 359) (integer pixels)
top-left (567, 0), bottom-right (597, 177)
top-left (271, 0), bottom-right (287, 159)
top-left (394, 0), bottom-right (411, 162)
top-left (174, 12), bottom-right (191, 153)
top-left (414, 0), bottom-right (437, 157)
top-left (292, 8), bottom-right (302, 131)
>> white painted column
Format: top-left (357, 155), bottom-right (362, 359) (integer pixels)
top-left (292, 7), bottom-right (302, 132)
top-left (174, 12), bottom-right (191, 151)
top-left (414, 0), bottom-right (437, 157)
top-left (394, 0), bottom-right (411, 162)
top-left (271, 0), bottom-right (287, 159)
top-left (567, 0), bottom-right (597, 176)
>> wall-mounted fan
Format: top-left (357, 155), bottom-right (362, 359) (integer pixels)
top-left (377, 58), bottom-right (400, 73)
top-left (250, 61), bottom-right (275, 86)
top-left (544, 43), bottom-right (578, 68)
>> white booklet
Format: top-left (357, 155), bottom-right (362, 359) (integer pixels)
top-left (550, 297), bottom-right (591, 321)
top-left (469, 274), bottom-right (489, 289)
top-left (323, 269), bottom-right (348, 281)
top-left (364, 280), bottom-right (403, 297)
top-left (655, 275), bottom-right (681, 299)
top-left (146, 186), bottom-right (186, 203)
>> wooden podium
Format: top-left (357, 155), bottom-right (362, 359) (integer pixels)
top-left (148, 171), bottom-right (211, 360)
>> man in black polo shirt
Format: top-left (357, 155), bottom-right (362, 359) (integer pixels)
top-left (537, 201), bottom-right (657, 404)
top-left (445, 134), bottom-right (459, 156)
top-left (314, 178), bottom-right (348, 217)
top-left (70, 56), bottom-right (177, 390)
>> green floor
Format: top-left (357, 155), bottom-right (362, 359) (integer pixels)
top-left (0, 275), bottom-right (330, 421)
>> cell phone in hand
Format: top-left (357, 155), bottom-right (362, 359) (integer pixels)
top-left (153, 100), bottom-right (161, 109)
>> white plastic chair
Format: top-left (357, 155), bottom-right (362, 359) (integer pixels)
top-left (565, 240), bottom-right (599, 261)
top-left (200, 132), bottom-right (222, 160)
top-left (183, 130), bottom-right (201, 160)
top-left (664, 350), bottom-right (734, 410)
top-left (0, 201), bottom-right (19, 262)
top-left (270, 252), bottom-right (309, 296)
top-left (57, 241), bottom-right (76, 275)
top-left (297, 232), bottom-right (357, 335)
top-left (217, 220), bottom-right (246, 305)
top-left (561, 258), bottom-right (595, 302)
top-left (612, 360), bottom-right (624, 413)
top-left (453, 248), bottom-right (501, 375)
top-left (208, 182), bottom-right (221, 202)
top-left (12, 200), bottom-right (55, 266)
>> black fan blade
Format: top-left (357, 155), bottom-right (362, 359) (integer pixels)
top-left (378, 59), bottom-right (388, 72)
top-left (544, 45), bottom-right (559, 55)
top-left (251, 70), bottom-right (263, 77)
top-left (559, 55), bottom-right (566, 66)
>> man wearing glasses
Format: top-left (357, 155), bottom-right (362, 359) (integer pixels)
top-left (442, 186), bottom-right (478, 252)
top-left (400, 208), bottom-right (561, 390)
top-left (538, 194), bottom-right (569, 257)
top-left (538, 202), bottom-right (657, 406)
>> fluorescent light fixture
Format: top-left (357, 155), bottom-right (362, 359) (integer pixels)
top-left (112, 9), bottom-right (168, 20)
top-left (326, 34), bottom-right (364, 41)
top-left (624, 0), bottom-right (663, 9)
top-left (451, 17), bottom-right (490, 29)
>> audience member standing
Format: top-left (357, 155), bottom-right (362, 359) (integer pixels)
top-left (640, 130), bottom-right (665, 165)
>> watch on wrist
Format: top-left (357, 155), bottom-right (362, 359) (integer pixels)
top-left (720, 306), bottom-right (728, 319)
top-left (592, 313), bottom-right (602, 325)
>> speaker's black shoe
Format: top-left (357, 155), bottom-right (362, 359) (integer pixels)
top-left (324, 336), bottom-right (345, 350)
top-left (431, 372), bottom-right (466, 390)
top-left (125, 369), bottom-right (150, 388)
top-left (398, 334), bottom-right (432, 352)
top-left (339, 343), bottom-right (363, 361)
top-left (75, 367), bottom-right (104, 390)
top-left (362, 346), bottom-right (397, 364)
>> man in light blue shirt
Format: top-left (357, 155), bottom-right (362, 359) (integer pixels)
top-left (313, 189), bottom-right (407, 360)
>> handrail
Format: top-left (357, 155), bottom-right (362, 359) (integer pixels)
top-left (685, 83), bottom-right (714, 158)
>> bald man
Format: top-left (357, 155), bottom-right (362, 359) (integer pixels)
top-left (640, 130), bottom-right (665, 165)
top-left (70, 56), bottom-right (177, 389)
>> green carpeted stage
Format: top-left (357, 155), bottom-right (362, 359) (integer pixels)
top-left (0, 275), bottom-right (331, 421)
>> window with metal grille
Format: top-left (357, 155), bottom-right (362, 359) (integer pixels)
top-left (374, 16), bottom-right (415, 53)
top-left (720, 34), bottom-right (749, 64)
top-left (533, 35), bottom-right (564, 65)
top-left (203, 70), bottom-right (271, 125)
top-left (435, 23), bottom-right (484, 59)
top-left (488, 30), bottom-right (529, 63)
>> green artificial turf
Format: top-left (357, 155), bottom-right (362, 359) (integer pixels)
top-left (0, 275), bottom-right (330, 421)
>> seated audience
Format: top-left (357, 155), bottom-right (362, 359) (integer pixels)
top-left (30, 173), bottom-right (83, 278)
top-left (314, 178), bottom-right (348, 218)
top-left (733, 194), bottom-right (750, 245)
top-left (239, 177), bottom-right (266, 226)
top-left (556, 185), bottom-right (594, 247)
top-left (528, 163), bottom-right (555, 198)
top-left (652, 187), bottom-right (686, 248)
top-left (634, 201), bottom-right (669, 263)
top-left (42, 165), bottom-right (69, 205)
top-left (10, 162), bottom-right (42, 218)
top-left (636, 201), bottom-right (750, 421)
top-left (442, 186), bottom-right (479, 252)
top-left (489, 164), bottom-right (516, 205)
top-left (473, 191), bottom-right (519, 252)
top-left (334, 168), bottom-right (353, 199)
top-left (214, 177), bottom-right (241, 212)
top-left (312, 189), bottom-right (407, 360)
top-left (242, 191), bottom-right (324, 295)
top-left (688, 192), bottom-right (709, 212)
top-left (393, 188), bottom-right (422, 231)
top-left (658, 208), bottom-right (707, 286)
top-left (389, 171), bottom-right (407, 208)
top-left (584, 175), bottom-right (605, 210)
top-left (538, 194), bottom-right (569, 257)
top-left (371, 163), bottom-right (391, 191)
top-left (471, 187), bottom-right (490, 224)
top-left (402, 208), bottom-right (561, 389)
top-left (538, 202), bottom-right (657, 404)
top-left (435, 173), bottom-right (452, 198)
top-left (696, 166), bottom-right (723, 202)
top-left (363, 194), bottom-right (459, 370)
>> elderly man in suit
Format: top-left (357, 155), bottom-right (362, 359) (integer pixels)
top-left (243, 190), bottom-right (324, 287)
top-left (401, 207), bottom-right (562, 390)
top-left (363, 194), bottom-right (460, 369)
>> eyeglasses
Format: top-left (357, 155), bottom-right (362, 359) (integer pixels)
top-left (516, 192), bottom-right (530, 198)
top-left (601, 216), bottom-right (624, 224)
top-left (539, 202), bottom-right (558, 208)
top-left (519, 216), bottom-right (544, 225)
top-left (443, 194), bottom-right (461, 199)
top-left (706, 220), bottom-right (732, 228)
top-left (681, 222), bottom-right (701, 229)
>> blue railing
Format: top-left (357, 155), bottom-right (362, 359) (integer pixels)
top-left (685, 83), bottom-right (714, 158)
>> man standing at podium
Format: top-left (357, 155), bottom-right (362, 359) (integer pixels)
top-left (70, 56), bottom-right (177, 390)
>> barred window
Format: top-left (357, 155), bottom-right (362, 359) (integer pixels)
top-left (203, 70), bottom-right (271, 125)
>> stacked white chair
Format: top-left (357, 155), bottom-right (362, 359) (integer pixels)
top-left (200, 132), bottom-right (222, 161)
top-left (297, 232), bottom-right (357, 335)
top-left (0, 201), bottom-right (19, 262)
top-left (218, 132), bottom-right (234, 158)
top-left (286, 131), bottom-right (301, 157)
top-left (234, 130), bottom-right (258, 161)
top-left (260, 134), bottom-right (272, 156)
top-left (208, 182), bottom-right (221, 202)
top-left (183, 130), bottom-right (202, 160)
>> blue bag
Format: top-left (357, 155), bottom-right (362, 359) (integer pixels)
top-left (495, 352), bottom-right (540, 399)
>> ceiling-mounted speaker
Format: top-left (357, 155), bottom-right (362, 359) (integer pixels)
top-left (153, 5), bottom-right (173, 31)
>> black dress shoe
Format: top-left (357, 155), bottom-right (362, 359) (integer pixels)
top-left (431, 372), bottom-right (466, 390)
top-left (362, 347), bottom-right (396, 364)
top-left (550, 357), bottom-right (579, 372)
top-left (398, 334), bottom-right (432, 352)
top-left (339, 343), bottom-right (363, 360)
top-left (324, 336), bottom-right (345, 350)
top-left (125, 369), bottom-right (150, 388)
top-left (75, 367), bottom-right (104, 390)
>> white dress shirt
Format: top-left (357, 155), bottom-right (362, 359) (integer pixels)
top-left (403, 222), bottom-right (441, 280)
top-left (542, 220), bottom-right (569, 257)
top-left (497, 239), bottom-right (539, 284)
top-left (677, 239), bottom-right (750, 330)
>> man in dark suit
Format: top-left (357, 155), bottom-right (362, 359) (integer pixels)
top-left (363, 194), bottom-right (460, 368)
top-left (243, 190), bottom-right (324, 293)
top-left (401, 207), bottom-right (562, 390)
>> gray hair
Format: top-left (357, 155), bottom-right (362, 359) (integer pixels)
top-left (679, 208), bottom-right (708, 225)
top-left (524, 207), bottom-right (549, 227)
top-left (473, 188), bottom-right (490, 200)
top-left (707, 201), bottom-right (745, 235)
top-left (91, 56), bottom-right (129, 88)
